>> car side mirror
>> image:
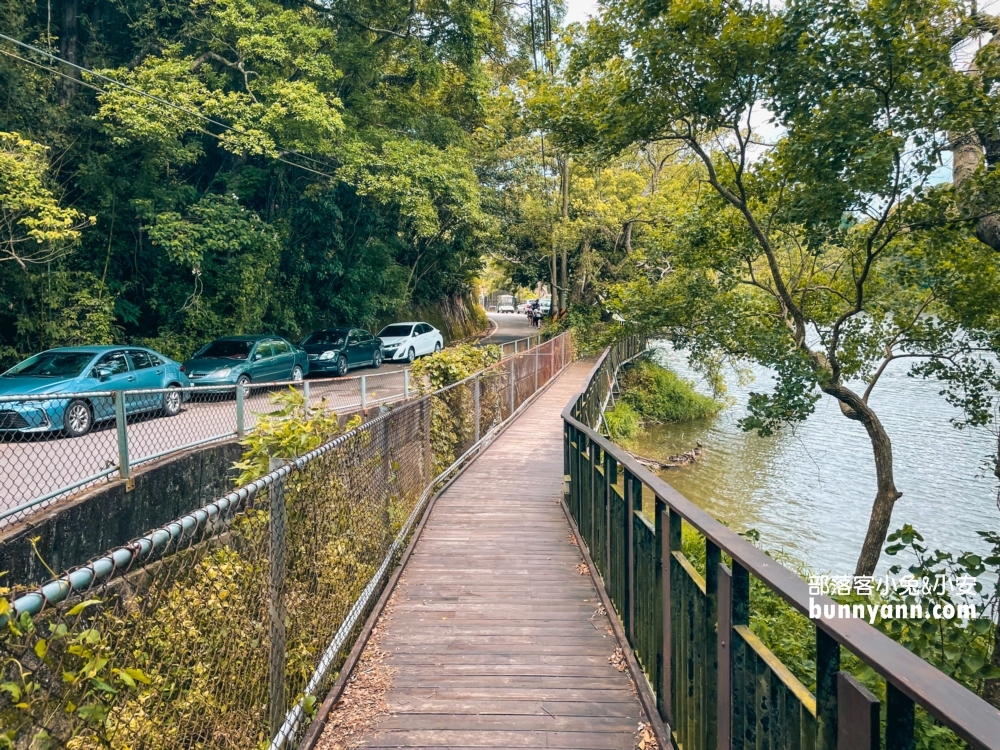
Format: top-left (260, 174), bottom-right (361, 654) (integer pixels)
top-left (94, 367), bottom-right (112, 381)
top-left (253, 353), bottom-right (263, 361)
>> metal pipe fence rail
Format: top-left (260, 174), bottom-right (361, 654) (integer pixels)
top-left (0, 332), bottom-right (573, 750)
top-left (0, 369), bottom-right (412, 527)
top-left (563, 337), bottom-right (1000, 750)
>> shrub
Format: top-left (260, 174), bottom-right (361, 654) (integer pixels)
top-left (620, 356), bottom-right (721, 423)
top-left (410, 343), bottom-right (502, 392)
top-left (604, 402), bottom-right (640, 441)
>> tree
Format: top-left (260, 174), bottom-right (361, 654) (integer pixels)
top-left (0, 131), bottom-right (90, 268)
top-left (548, 0), bottom-right (994, 576)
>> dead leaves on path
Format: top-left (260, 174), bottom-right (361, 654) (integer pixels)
top-left (609, 647), bottom-right (628, 672)
top-left (636, 722), bottom-right (659, 749)
top-left (577, 562), bottom-right (590, 575)
top-left (317, 592), bottom-right (400, 750)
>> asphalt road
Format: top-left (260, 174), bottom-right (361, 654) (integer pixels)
top-left (0, 364), bottom-right (409, 523)
top-left (481, 311), bottom-right (539, 346)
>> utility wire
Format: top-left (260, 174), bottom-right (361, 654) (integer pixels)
top-left (0, 31), bottom-right (339, 180)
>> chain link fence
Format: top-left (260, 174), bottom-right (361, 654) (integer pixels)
top-left (0, 332), bottom-right (572, 750)
top-left (0, 370), bottom-right (411, 528)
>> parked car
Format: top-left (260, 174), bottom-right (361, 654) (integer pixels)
top-left (182, 335), bottom-right (308, 388)
top-left (497, 294), bottom-right (515, 313)
top-left (376, 322), bottom-right (444, 363)
top-left (0, 346), bottom-right (191, 437)
top-left (301, 327), bottom-right (382, 376)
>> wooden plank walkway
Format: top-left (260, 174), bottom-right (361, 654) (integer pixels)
top-left (348, 361), bottom-right (647, 749)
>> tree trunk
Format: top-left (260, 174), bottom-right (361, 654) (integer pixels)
top-left (823, 382), bottom-right (903, 576)
top-left (59, 0), bottom-right (80, 104)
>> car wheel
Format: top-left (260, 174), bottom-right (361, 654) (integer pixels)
top-left (291, 365), bottom-right (304, 382)
top-left (237, 374), bottom-right (252, 397)
top-left (337, 355), bottom-right (349, 377)
top-left (434, 341), bottom-right (442, 354)
top-left (372, 350), bottom-right (383, 369)
top-left (162, 387), bottom-right (182, 417)
top-left (405, 347), bottom-right (415, 364)
top-left (64, 399), bottom-right (93, 438)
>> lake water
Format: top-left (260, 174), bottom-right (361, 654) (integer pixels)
top-left (630, 343), bottom-right (999, 575)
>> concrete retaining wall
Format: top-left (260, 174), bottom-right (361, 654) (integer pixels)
top-left (0, 440), bottom-right (244, 588)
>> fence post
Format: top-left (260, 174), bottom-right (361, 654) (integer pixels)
top-left (236, 383), bottom-right (246, 439)
top-left (474, 373), bottom-right (481, 443)
top-left (509, 356), bottom-right (515, 416)
top-left (268, 457), bottom-right (287, 740)
top-left (361, 375), bottom-right (367, 413)
top-left (534, 341), bottom-right (540, 392)
top-left (514, 339), bottom-right (518, 355)
top-left (113, 392), bottom-right (132, 490)
top-left (404, 369), bottom-right (410, 400)
top-left (302, 380), bottom-right (311, 416)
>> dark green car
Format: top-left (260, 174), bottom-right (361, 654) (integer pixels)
top-left (182, 335), bottom-right (309, 387)
top-left (300, 327), bottom-right (383, 376)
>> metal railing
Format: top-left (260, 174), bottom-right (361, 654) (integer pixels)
top-left (0, 369), bottom-right (411, 527)
top-left (0, 332), bottom-right (574, 749)
top-left (563, 337), bottom-right (1000, 750)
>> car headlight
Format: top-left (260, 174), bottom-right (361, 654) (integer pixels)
top-left (319, 350), bottom-right (336, 361)
top-left (210, 367), bottom-right (232, 378)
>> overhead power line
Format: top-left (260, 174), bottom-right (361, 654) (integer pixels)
top-left (0, 31), bottom-right (338, 180)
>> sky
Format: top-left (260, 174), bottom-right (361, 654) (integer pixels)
top-left (564, 0), bottom-right (601, 25)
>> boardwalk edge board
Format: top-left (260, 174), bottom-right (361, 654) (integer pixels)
top-left (560, 496), bottom-right (675, 750)
top-left (298, 357), bottom-right (572, 750)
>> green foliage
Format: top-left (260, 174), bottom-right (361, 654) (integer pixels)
top-left (619, 357), bottom-right (722, 424)
top-left (604, 401), bottom-right (640, 441)
top-left (232, 388), bottom-right (355, 485)
top-left (0, 132), bottom-right (91, 268)
top-left (410, 343), bottom-right (502, 392)
top-left (0, 0), bottom-right (515, 366)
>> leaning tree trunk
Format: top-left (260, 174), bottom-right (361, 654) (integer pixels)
top-left (823, 383), bottom-right (903, 576)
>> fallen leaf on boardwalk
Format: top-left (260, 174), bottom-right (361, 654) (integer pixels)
top-left (609, 647), bottom-right (627, 672)
top-left (567, 534), bottom-right (579, 547)
top-left (636, 722), bottom-right (658, 749)
top-left (317, 591), bottom-right (400, 750)
top-left (577, 562), bottom-right (589, 575)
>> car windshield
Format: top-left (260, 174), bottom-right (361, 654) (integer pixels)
top-left (3, 352), bottom-right (95, 378)
top-left (197, 340), bottom-right (253, 359)
top-left (302, 330), bottom-right (347, 346)
top-left (379, 325), bottom-right (413, 338)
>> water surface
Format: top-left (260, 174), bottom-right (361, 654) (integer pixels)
top-left (631, 343), bottom-right (999, 574)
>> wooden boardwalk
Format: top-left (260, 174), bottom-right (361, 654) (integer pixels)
top-left (349, 361), bottom-right (647, 749)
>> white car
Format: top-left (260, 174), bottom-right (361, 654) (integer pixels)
top-left (498, 302), bottom-right (516, 313)
top-left (377, 322), bottom-right (444, 363)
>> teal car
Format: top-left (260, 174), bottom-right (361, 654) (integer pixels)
top-left (182, 335), bottom-right (308, 388)
top-left (0, 346), bottom-right (191, 437)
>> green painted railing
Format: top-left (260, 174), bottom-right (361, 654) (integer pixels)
top-left (562, 336), bottom-right (1000, 750)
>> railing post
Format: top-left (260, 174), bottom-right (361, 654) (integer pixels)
top-left (705, 539), bottom-right (720, 748)
top-left (534, 340), bottom-right (539, 392)
top-left (113, 392), bottom-right (131, 489)
top-left (729, 562), bottom-right (749, 750)
top-left (655, 497), bottom-right (667, 721)
top-left (509, 356), bottom-right (515, 416)
top-left (474, 373), bottom-right (481, 443)
top-left (302, 380), bottom-right (310, 416)
top-left (268, 457), bottom-right (287, 740)
top-left (624, 469), bottom-right (641, 644)
top-left (886, 683), bottom-right (915, 750)
top-left (514, 339), bottom-right (518, 355)
top-left (816, 627), bottom-right (840, 750)
top-left (404, 369), bottom-right (410, 399)
top-left (604, 453), bottom-right (616, 587)
top-left (589, 441), bottom-right (598, 549)
top-left (236, 382), bottom-right (246, 439)
top-left (361, 374), bottom-right (367, 413)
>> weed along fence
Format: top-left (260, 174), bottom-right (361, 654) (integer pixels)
top-left (563, 337), bottom-right (1000, 750)
top-left (0, 332), bottom-right (572, 749)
